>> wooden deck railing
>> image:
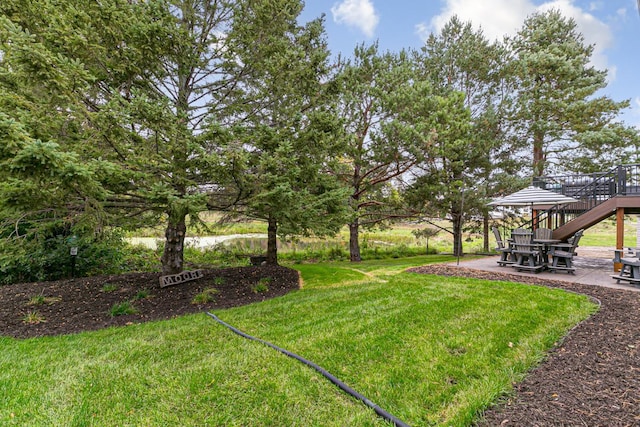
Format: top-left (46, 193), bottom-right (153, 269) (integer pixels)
top-left (526, 164), bottom-right (640, 230)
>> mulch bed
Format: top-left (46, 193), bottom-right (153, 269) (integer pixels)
top-left (408, 264), bottom-right (640, 427)
top-left (0, 265), bottom-right (300, 339)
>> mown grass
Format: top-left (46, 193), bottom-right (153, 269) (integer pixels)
top-left (0, 256), bottom-right (597, 426)
top-left (578, 217), bottom-right (637, 247)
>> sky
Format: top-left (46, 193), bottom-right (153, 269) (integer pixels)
top-left (299, 0), bottom-right (640, 129)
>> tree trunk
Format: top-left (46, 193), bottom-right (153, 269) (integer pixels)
top-left (533, 129), bottom-right (545, 177)
top-left (266, 215), bottom-right (278, 265)
top-left (161, 212), bottom-right (187, 275)
top-left (349, 220), bottom-right (361, 262)
top-left (452, 213), bottom-right (464, 257)
top-left (483, 214), bottom-right (490, 252)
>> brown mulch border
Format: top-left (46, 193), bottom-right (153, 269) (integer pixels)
top-left (0, 265), bottom-right (300, 339)
top-left (408, 264), bottom-right (640, 427)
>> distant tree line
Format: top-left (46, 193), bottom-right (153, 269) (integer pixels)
top-left (0, 0), bottom-right (637, 281)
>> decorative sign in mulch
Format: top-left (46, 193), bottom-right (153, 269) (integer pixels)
top-left (159, 269), bottom-right (203, 287)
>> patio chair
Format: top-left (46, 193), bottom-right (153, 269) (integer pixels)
top-left (548, 229), bottom-right (584, 274)
top-left (511, 230), bottom-right (544, 273)
top-left (511, 227), bottom-right (532, 238)
top-left (492, 226), bottom-right (514, 266)
top-left (534, 227), bottom-right (553, 241)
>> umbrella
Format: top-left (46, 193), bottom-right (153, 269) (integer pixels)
top-left (488, 186), bottom-right (578, 207)
top-left (488, 186), bottom-right (579, 238)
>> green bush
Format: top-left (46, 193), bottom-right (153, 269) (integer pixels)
top-left (0, 228), bottom-right (128, 285)
top-left (119, 244), bottom-right (162, 273)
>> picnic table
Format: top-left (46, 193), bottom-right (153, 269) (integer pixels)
top-left (533, 238), bottom-right (562, 265)
top-left (510, 229), bottom-right (583, 274)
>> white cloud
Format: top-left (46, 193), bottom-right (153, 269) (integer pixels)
top-left (331, 0), bottom-right (380, 38)
top-left (418, 0), bottom-right (535, 42)
top-left (540, 0), bottom-right (615, 79)
top-left (589, 1), bottom-right (603, 12)
top-left (417, 0), bottom-right (616, 81)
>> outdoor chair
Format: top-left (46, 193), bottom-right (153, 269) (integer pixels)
top-left (548, 229), bottom-right (584, 274)
top-left (511, 227), bottom-right (531, 238)
top-left (534, 227), bottom-right (553, 241)
top-left (511, 230), bottom-right (544, 273)
top-left (492, 226), bottom-right (514, 266)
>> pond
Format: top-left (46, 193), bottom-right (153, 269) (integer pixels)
top-left (127, 234), bottom-right (268, 250)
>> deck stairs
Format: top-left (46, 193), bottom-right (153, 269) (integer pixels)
top-left (528, 164), bottom-right (640, 241)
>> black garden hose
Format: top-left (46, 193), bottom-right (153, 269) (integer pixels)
top-left (206, 311), bottom-right (411, 427)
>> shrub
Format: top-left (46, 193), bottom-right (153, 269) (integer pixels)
top-left (118, 244), bottom-right (162, 273)
top-left (0, 227), bottom-right (128, 285)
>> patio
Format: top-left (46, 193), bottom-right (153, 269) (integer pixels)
top-left (453, 246), bottom-right (640, 292)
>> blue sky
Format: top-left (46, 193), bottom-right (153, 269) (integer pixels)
top-left (299, 0), bottom-right (640, 129)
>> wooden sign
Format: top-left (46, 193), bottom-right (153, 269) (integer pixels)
top-left (159, 269), bottom-right (203, 288)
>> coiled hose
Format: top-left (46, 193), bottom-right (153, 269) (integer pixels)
top-left (206, 311), bottom-right (411, 427)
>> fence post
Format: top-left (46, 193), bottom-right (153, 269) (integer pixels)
top-left (617, 165), bottom-right (627, 195)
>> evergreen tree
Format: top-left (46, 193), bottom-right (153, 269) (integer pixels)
top-left (0, 0), bottom-right (337, 273)
top-left (508, 9), bottom-right (634, 176)
top-left (411, 16), bottom-right (516, 255)
top-left (333, 44), bottom-right (431, 262)
top-left (223, 2), bottom-right (349, 264)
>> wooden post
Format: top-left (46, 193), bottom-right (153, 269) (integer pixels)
top-left (615, 207), bottom-right (625, 272)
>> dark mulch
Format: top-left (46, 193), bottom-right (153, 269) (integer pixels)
top-left (0, 265), bottom-right (300, 339)
top-left (408, 264), bottom-right (640, 427)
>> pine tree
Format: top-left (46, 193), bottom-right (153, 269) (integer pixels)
top-left (508, 9), bottom-right (633, 176)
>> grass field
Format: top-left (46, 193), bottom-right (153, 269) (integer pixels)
top-left (129, 213), bottom-right (640, 257)
top-left (1, 256), bottom-right (597, 426)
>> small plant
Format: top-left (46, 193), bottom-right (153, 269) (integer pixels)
top-left (252, 277), bottom-right (270, 294)
top-left (27, 294), bottom-right (46, 306)
top-left (134, 289), bottom-right (150, 300)
top-left (22, 311), bottom-right (45, 324)
top-left (102, 283), bottom-right (118, 292)
top-left (26, 293), bottom-right (61, 306)
top-left (213, 277), bottom-right (225, 286)
top-left (109, 301), bottom-right (138, 317)
top-left (191, 288), bottom-right (219, 305)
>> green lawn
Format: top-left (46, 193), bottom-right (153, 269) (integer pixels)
top-left (0, 256), bottom-right (597, 426)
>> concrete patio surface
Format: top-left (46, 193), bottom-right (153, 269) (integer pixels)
top-left (450, 246), bottom-right (640, 292)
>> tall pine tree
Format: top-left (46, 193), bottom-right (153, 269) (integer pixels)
top-left (508, 9), bottom-right (633, 176)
